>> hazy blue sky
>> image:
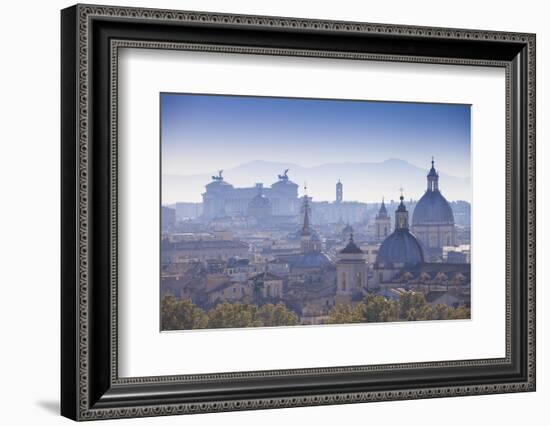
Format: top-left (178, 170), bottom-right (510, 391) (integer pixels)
top-left (161, 93), bottom-right (471, 178)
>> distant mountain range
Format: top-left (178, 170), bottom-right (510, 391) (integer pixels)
top-left (162, 159), bottom-right (471, 204)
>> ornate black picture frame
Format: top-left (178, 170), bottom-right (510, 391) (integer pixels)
top-left (61, 4), bottom-right (536, 421)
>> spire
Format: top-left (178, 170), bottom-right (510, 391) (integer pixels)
top-left (301, 184), bottom-right (311, 236)
top-left (377, 197), bottom-right (388, 218)
top-left (427, 157), bottom-right (439, 191)
top-left (395, 191), bottom-right (409, 230)
top-left (302, 202), bottom-right (311, 235)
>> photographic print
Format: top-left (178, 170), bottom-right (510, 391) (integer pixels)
top-left (160, 93), bottom-right (472, 331)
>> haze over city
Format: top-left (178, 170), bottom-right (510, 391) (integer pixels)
top-left (161, 93), bottom-right (471, 203)
top-left (162, 158), bottom-right (471, 204)
top-left (160, 93), bottom-right (472, 331)
top-left (161, 93), bottom-right (471, 204)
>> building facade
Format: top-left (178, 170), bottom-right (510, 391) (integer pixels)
top-left (202, 170), bottom-right (299, 219)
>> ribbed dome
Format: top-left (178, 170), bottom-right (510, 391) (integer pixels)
top-left (377, 229), bottom-right (424, 266)
top-left (412, 190), bottom-right (454, 225)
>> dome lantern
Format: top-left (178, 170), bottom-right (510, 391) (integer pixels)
top-left (427, 156), bottom-right (439, 192)
top-left (395, 190), bottom-right (409, 230)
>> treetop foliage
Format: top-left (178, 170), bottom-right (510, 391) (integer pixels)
top-left (161, 292), bottom-right (469, 331)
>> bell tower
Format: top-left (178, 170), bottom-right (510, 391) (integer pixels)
top-left (336, 234), bottom-right (368, 295)
top-left (336, 179), bottom-right (343, 203)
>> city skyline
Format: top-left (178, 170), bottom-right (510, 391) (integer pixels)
top-left (162, 157), bottom-right (471, 204)
top-left (161, 93), bottom-right (471, 179)
top-left (160, 93), bottom-right (471, 331)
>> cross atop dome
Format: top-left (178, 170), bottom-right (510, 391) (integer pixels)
top-left (399, 186), bottom-right (405, 203)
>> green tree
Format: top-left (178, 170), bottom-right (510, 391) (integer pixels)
top-left (398, 292), bottom-right (433, 320)
top-left (161, 296), bottom-right (208, 330)
top-left (207, 302), bottom-right (300, 328)
top-left (207, 302), bottom-right (261, 328)
top-left (257, 303), bottom-right (299, 327)
top-left (327, 291), bottom-right (470, 325)
top-left (327, 304), bottom-right (363, 324)
top-left (431, 303), bottom-right (451, 320)
top-left (359, 295), bottom-right (399, 322)
top-left (448, 305), bottom-right (471, 319)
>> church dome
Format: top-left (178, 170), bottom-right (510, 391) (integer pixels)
top-left (412, 190), bottom-right (454, 225)
top-left (377, 229), bottom-right (425, 266)
top-left (411, 159), bottom-right (454, 226)
top-left (376, 193), bottom-right (424, 267)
